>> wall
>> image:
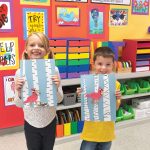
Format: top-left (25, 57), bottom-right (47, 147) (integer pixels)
top-left (109, 5), bottom-right (150, 41)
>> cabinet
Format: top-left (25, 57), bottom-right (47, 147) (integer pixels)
top-left (49, 38), bottom-right (90, 79)
top-left (122, 39), bottom-right (150, 72)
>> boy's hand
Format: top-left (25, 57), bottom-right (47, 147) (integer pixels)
top-left (76, 87), bottom-right (82, 96)
top-left (115, 90), bottom-right (121, 99)
top-left (15, 77), bottom-right (25, 91)
top-left (51, 75), bottom-right (60, 88)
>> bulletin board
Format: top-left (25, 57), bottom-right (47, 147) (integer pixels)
top-left (0, 0), bottom-right (150, 130)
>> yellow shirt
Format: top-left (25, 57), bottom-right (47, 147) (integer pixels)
top-left (80, 81), bottom-right (121, 142)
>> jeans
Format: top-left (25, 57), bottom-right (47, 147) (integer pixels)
top-left (80, 140), bottom-right (112, 150)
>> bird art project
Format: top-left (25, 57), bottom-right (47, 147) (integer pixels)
top-left (20, 59), bottom-right (57, 108)
top-left (81, 73), bottom-right (116, 121)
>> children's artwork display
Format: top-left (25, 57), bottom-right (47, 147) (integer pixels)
top-left (88, 5), bottom-right (108, 39)
top-left (3, 76), bottom-right (15, 106)
top-left (20, 0), bottom-right (50, 6)
top-left (0, 0), bottom-right (13, 32)
top-left (110, 9), bottom-right (128, 26)
top-left (56, 0), bottom-right (87, 2)
top-left (0, 38), bottom-right (19, 70)
top-left (81, 74), bottom-right (116, 121)
top-left (132, 0), bottom-right (149, 15)
top-left (56, 6), bottom-right (80, 26)
top-left (89, 8), bottom-right (103, 34)
top-left (20, 59), bottom-right (57, 108)
top-left (23, 8), bottom-right (48, 39)
top-left (91, 0), bottom-right (130, 5)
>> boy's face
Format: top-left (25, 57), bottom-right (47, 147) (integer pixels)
top-left (94, 56), bottom-right (114, 74)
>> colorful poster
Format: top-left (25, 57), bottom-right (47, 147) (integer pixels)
top-left (20, 0), bottom-right (50, 6)
top-left (3, 76), bottom-right (15, 106)
top-left (56, 7), bottom-right (80, 26)
top-left (110, 9), bottom-right (128, 26)
top-left (20, 59), bottom-right (57, 108)
top-left (81, 74), bottom-right (116, 121)
top-left (91, 0), bottom-right (130, 5)
top-left (23, 8), bottom-right (48, 39)
top-left (0, 38), bottom-right (19, 70)
top-left (89, 8), bottom-right (103, 34)
top-left (132, 0), bottom-right (149, 15)
top-left (88, 5), bottom-right (108, 39)
top-left (56, 0), bottom-right (87, 2)
top-left (0, 0), bottom-right (14, 32)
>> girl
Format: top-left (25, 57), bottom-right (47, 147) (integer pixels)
top-left (14, 32), bottom-right (63, 150)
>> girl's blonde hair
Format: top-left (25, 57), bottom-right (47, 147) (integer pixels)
top-left (22, 32), bottom-right (53, 59)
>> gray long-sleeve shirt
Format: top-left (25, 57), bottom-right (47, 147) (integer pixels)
top-left (14, 67), bottom-right (63, 128)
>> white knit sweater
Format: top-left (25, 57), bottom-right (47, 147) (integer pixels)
top-left (14, 67), bottom-right (63, 128)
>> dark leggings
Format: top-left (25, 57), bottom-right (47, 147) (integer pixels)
top-left (24, 118), bottom-right (56, 150)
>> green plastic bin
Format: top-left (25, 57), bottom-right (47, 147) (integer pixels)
top-left (136, 79), bottom-right (150, 93)
top-left (123, 81), bottom-right (138, 95)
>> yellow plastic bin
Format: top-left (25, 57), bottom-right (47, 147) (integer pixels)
top-left (64, 123), bottom-right (71, 136)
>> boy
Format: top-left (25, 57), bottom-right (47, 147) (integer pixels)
top-left (77, 47), bottom-right (121, 150)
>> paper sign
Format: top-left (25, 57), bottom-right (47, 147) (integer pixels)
top-left (3, 76), bottom-right (15, 106)
top-left (20, 59), bottom-right (57, 108)
top-left (81, 73), bottom-right (116, 121)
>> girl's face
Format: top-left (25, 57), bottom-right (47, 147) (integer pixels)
top-left (26, 35), bottom-right (47, 59)
top-left (94, 56), bottom-right (114, 74)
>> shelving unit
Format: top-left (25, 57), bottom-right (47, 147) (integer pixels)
top-left (1, 72), bottom-right (150, 144)
top-left (122, 39), bottom-right (150, 72)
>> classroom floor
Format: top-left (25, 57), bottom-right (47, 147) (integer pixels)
top-left (0, 121), bottom-right (150, 150)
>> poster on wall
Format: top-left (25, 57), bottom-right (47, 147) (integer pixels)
top-left (132, 0), bottom-right (149, 15)
top-left (3, 76), bottom-right (15, 106)
top-left (56, 0), bottom-right (87, 2)
top-left (91, 0), bottom-right (130, 5)
top-left (20, 0), bottom-right (50, 6)
top-left (89, 8), bottom-right (103, 35)
top-left (0, 38), bottom-right (19, 70)
top-left (80, 74), bottom-right (116, 121)
top-left (23, 8), bottom-right (48, 39)
top-left (110, 9), bottom-right (128, 26)
top-left (56, 6), bottom-right (80, 26)
top-left (20, 59), bottom-right (57, 108)
top-left (0, 0), bottom-right (14, 32)
top-left (88, 6), bottom-right (107, 39)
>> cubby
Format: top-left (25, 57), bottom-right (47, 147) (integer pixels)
top-left (122, 39), bottom-right (150, 72)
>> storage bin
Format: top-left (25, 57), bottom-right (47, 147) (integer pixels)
top-left (56, 124), bottom-right (64, 137)
top-left (55, 60), bottom-right (66, 66)
top-left (122, 104), bottom-right (135, 120)
top-left (123, 82), bottom-right (138, 95)
top-left (116, 108), bottom-right (124, 122)
top-left (77, 121), bottom-right (84, 133)
top-left (68, 47), bottom-right (89, 53)
top-left (64, 123), bottom-right (71, 136)
top-left (71, 121), bottom-right (78, 134)
top-left (63, 93), bottom-right (76, 106)
top-left (136, 79), bottom-right (150, 93)
top-left (68, 59), bottom-right (89, 66)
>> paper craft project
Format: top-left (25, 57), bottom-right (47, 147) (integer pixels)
top-left (81, 73), bottom-right (116, 121)
top-left (20, 59), bottom-right (57, 108)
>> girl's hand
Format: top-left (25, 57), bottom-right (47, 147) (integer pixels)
top-left (115, 90), bottom-right (121, 99)
top-left (76, 87), bottom-right (82, 96)
top-left (52, 75), bottom-right (60, 88)
top-left (15, 77), bottom-right (25, 91)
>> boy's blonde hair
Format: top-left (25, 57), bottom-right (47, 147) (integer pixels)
top-left (22, 32), bottom-right (53, 59)
top-left (93, 47), bottom-right (115, 62)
